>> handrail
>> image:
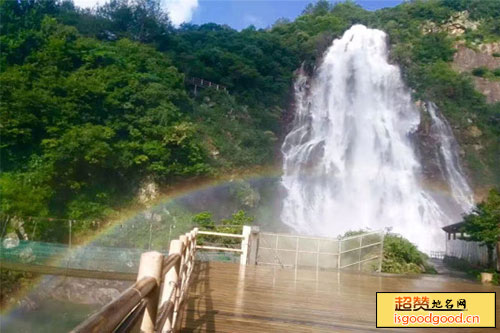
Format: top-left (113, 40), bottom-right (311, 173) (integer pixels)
top-left (71, 276), bottom-right (156, 333)
top-left (197, 230), bottom-right (245, 238)
top-left (71, 226), bottom-right (255, 333)
top-left (186, 77), bottom-right (227, 91)
top-left (115, 299), bottom-right (148, 332)
top-left (162, 253), bottom-right (182, 277)
top-left (196, 245), bottom-right (243, 252)
top-left (70, 229), bottom-right (199, 333)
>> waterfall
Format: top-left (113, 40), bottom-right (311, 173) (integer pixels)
top-left (280, 25), bottom-right (473, 252)
top-left (426, 102), bottom-right (474, 211)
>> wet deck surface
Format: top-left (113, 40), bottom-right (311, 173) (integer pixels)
top-left (180, 262), bottom-right (499, 332)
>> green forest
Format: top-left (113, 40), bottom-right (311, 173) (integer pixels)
top-left (2, 0), bottom-right (500, 312)
top-left (1, 0), bottom-right (499, 224)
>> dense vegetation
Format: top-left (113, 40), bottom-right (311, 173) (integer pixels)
top-left (382, 234), bottom-right (436, 274)
top-left (340, 230), bottom-right (436, 274)
top-left (2, 0), bottom-right (499, 224)
top-left (460, 188), bottom-right (500, 269)
top-left (0, 0), bottom-right (298, 223)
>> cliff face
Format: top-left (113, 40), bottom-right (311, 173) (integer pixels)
top-left (453, 42), bottom-right (500, 103)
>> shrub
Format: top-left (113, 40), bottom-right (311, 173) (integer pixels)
top-left (472, 66), bottom-right (488, 77)
top-left (460, 188), bottom-right (500, 269)
top-left (193, 210), bottom-right (254, 246)
top-left (340, 230), bottom-right (436, 274)
top-left (381, 234), bottom-right (436, 274)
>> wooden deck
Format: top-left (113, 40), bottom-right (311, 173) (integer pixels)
top-left (180, 262), bottom-right (499, 332)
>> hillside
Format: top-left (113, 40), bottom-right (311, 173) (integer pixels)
top-left (1, 0), bottom-right (499, 223)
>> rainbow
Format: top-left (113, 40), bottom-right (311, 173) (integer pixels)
top-left (0, 164), bottom-right (470, 320)
top-left (0, 166), bottom-right (281, 317)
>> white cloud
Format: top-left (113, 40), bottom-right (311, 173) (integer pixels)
top-left (72, 0), bottom-right (103, 9)
top-left (243, 14), bottom-right (264, 28)
top-left (72, 0), bottom-right (199, 27)
top-left (163, 0), bottom-right (199, 27)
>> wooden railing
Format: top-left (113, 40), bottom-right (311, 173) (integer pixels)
top-left (197, 226), bottom-right (255, 265)
top-left (186, 77), bottom-right (227, 94)
top-left (71, 229), bottom-right (198, 333)
top-left (71, 226), bottom-right (257, 333)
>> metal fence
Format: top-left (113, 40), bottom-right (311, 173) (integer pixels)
top-left (445, 238), bottom-right (496, 267)
top-left (256, 231), bottom-right (384, 272)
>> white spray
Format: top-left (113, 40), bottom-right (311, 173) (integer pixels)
top-left (280, 25), bottom-right (473, 252)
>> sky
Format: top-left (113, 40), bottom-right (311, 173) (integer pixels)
top-left (72, 0), bottom-right (404, 30)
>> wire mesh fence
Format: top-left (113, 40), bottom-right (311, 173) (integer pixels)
top-left (256, 231), bottom-right (384, 272)
top-left (1, 212), bottom-right (384, 275)
top-left (0, 212), bottom-right (194, 274)
top-left (0, 213), bottom-right (244, 274)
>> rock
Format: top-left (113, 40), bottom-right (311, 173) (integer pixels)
top-left (472, 144), bottom-right (484, 151)
top-left (422, 11), bottom-right (478, 36)
top-left (2, 232), bottom-right (19, 248)
top-left (19, 247), bottom-right (36, 263)
top-left (453, 43), bottom-right (500, 72)
top-left (473, 77), bottom-right (500, 104)
top-left (98, 30), bottom-right (117, 41)
top-left (452, 40), bottom-right (500, 103)
top-left (18, 297), bottom-right (39, 311)
top-left (230, 180), bottom-right (261, 208)
top-left (96, 288), bottom-right (121, 304)
top-left (467, 125), bottom-right (482, 138)
top-left (137, 179), bottom-right (159, 205)
top-left (39, 276), bottom-right (131, 305)
top-left (210, 148), bottom-right (220, 158)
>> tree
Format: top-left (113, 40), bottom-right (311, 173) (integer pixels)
top-left (461, 189), bottom-right (500, 269)
top-left (96, 0), bottom-right (171, 43)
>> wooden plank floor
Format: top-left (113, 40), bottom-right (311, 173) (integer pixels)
top-left (180, 262), bottom-right (499, 332)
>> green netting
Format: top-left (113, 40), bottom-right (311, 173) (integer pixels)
top-left (1, 240), bottom-right (152, 273)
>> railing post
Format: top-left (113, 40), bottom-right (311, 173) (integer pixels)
top-left (172, 235), bottom-right (188, 326)
top-left (240, 226), bottom-right (251, 265)
top-left (162, 240), bottom-right (183, 333)
top-left (137, 251), bottom-right (163, 333)
top-left (337, 239), bottom-right (342, 269)
top-left (378, 233), bottom-right (385, 273)
top-left (248, 226), bottom-right (260, 265)
top-left (192, 228), bottom-right (198, 266)
top-left (358, 234), bottom-right (363, 271)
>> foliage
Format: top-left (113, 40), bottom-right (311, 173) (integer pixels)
top-left (0, 270), bottom-right (37, 308)
top-left (339, 229), bottom-right (366, 238)
top-left (443, 256), bottom-right (499, 284)
top-left (413, 32), bottom-right (456, 64)
top-left (339, 230), bottom-right (435, 274)
top-left (472, 66), bottom-right (487, 77)
top-left (0, 0), bottom-right (300, 223)
top-left (460, 188), bottom-right (500, 269)
top-left (192, 211), bottom-right (214, 230)
top-left (372, 2), bottom-right (499, 187)
top-left (382, 234), bottom-right (436, 274)
top-left (193, 210), bottom-right (253, 246)
top-left (0, 172), bottom-right (52, 217)
top-left (0, 10), bottom-right (210, 220)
